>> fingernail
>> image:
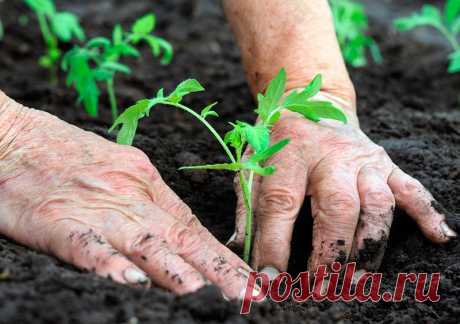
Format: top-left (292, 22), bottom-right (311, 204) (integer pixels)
top-left (441, 222), bottom-right (457, 238)
top-left (123, 268), bottom-right (150, 285)
top-left (352, 269), bottom-right (367, 285)
top-left (260, 266), bottom-right (280, 281)
top-left (226, 232), bottom-right (237, 245)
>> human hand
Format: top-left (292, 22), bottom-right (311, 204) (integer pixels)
top-left (229, 92), bottom-right (457, 275)
top-left (0, 92), bottom-right (251, 298)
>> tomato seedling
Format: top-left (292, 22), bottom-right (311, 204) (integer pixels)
top-left (24, 0), bottom-right (85, 80)
top-left (394, 0), bottom-right (460, 73)
top-left (330, 0), bottom-right (382, 67)
top-left (62, 13), bottom-right (172, 122)
top-left (110, 69), bottom-right (347, 263)
top-left (0, 19), bottom-right (3, 41)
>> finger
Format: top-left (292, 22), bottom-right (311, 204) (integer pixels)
top-left (387, 167), bottom-right (457, 243)
top-left (251, 134), bottom-right (308, 272)
top-left (107, 218), bottom-right (207, 295)
top-left (149, 177), bottom-right (252, 272)
top-left (308, 167), bottom-right (360, 272)
top-left (47, 221), bottom-right (150, 287)
top-left (110, 204), bottom-right (250, 299)
top-left (351, 166), bottom-right (395, 271)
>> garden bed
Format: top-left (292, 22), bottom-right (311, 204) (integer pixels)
top-left (0, 0), bottom-right (459, 323)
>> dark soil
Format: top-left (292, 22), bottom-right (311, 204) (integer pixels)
top-left (0, 0), bottom-right (459, 323)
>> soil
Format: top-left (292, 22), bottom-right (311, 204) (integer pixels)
top-left (0, 0), bottom-right (459, 323)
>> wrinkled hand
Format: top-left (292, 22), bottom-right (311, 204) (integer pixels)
top-left (230, 93), bottom-right (457, 275)
top-left (0, 93), bottom-right (251, 298)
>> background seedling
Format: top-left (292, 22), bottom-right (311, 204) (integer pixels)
top-left (330, 0), bottom-right (382, 67)
top-left (110, 69), bottom-right (347, 263)
top-left (24, 0), bottom-right (85, 80)
top-left (0, 19), bottom-right (3, 41)
top-left (62, 13), bottom-right (172, 122)
top-left (394, 0), bottom-right (460, 73)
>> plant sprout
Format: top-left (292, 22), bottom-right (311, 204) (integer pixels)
top-left (394, 0), bottom-right (460, 73)
top-left (0, 19), bottom-right (3, 41)
top-left (330, 0), bottom-right (382, 67)
top-left (24, 0), bottom-right (85, 79)
top-left (62, 13), bottom-right (172, 122)
top-left (109, 69), bottom-right (347, 263)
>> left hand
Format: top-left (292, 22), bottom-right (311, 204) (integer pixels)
top-left (229, 94), bottom-right (457, 275)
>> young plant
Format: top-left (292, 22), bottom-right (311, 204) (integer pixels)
top-left (394, 0), bottom-right (460, 73)
top-left (24, 0), bottom-right (85, 78)
top-left (62, 13), bottom-right (172, 122)
top-left (109, 69), bottom-right (347, 263)
top-left (330, 0), bottom-right (382, 67)
top-left (0, 19), bottom-right (3, 41)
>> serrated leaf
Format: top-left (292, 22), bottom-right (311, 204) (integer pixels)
top-left (224, 123), bottom-right (244, 150)
top-left (51, 12), bottom-right (85, 42)
top-left (25, 0), bottom-right (55, 16)
top-left (113, 25), bottom-right (123, 45)
top-left (109, 99), bottom-right (152, 145)
top-left (256, 68), bottom-right (286, 123)
top-left (100, 61), bottom-right (131, 74)
top-left (448, 51), bottom-right (460, 73)
top-left (86, 37), bottom-right (111, 49)
top-left (238, 122), bottom-right (270, 153)
top-left (286, 101), bottom-right (347, 123)
top-left (249, 139), bottom-right (290, 163)
top-left (179, 162), bottom-right (241, 172)
top-left (452, 16), bottom-right (460, 34)
top-left (394, 5), bottom-right (443, 31)
top-left (132, 14), bottom-right (155, 35)
top-left (167, 79), bottom-right (204, 103)
top-left (445, 0), bottom-right (460, 26)
top-left (200, 102), bottom-right (219, 119)
top-left (241, 161), bottom-right (276, 176)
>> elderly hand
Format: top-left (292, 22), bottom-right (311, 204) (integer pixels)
top-left (229, 93), bottom-right (457, 275)
top-left (0, 92), bottom-right (251, 298)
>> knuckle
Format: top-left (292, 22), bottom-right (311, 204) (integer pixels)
top-left (362, 191), bottom-right (395, 211)
top-left (272, 117), bottom-right (306, 141)
top-left (166, 221), bottom-right (202, 256)
top-left (258, 187), bottom-right (302, 218)
top-left (318, 191), bottom-right (359, 216)
top-left (125, 148), bottom-right (160, 180)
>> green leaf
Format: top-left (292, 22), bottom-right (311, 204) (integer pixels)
top-left (286, 101), bottom-right (348, 123)
top-left (256, 68), bottom-right (286, 123)
top-left (109, 99), bottom-right (152, 145)
top-left (167, 79), bottom-right (204, 103)
top-left (249, 139), bottom-right (290, 163)
top-left (86, 37), bottom-right (111, 49)
top-left (238, 122), bottom-right (270, 153)
top-left (283, 74), bottom-right (323, 108)
top-left (113, 25), bottom-right (123, 45)
top-left (100, 61), bottom-right (131, 74)
top-left (51, 12), bottom-right (85, 42)
top-left (452, 16), bottom-right (460, 34)
top-left (179, 162), bottom-right (241, 172)
top-left (200, 102), bottom-right (219, 119)
top-left (394, 5), bottom-right (443, 31)
top-left (448, 51), bottom-right (460, 73)
top-left (241, 161), bottom-right (276, 176)
top-left (25, 0), bottom-right (55, 16)
top-left (224, 123), bottom-right (244, 150)
top-left (132, 13), bottom-right (156, 35)
top-left (445, 0), bottom-right (460, 26)
top-left (143, 35), bottom-right (173, 64)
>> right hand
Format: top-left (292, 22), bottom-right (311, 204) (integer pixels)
top-left (0, 92), bottom-right (251, 298)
